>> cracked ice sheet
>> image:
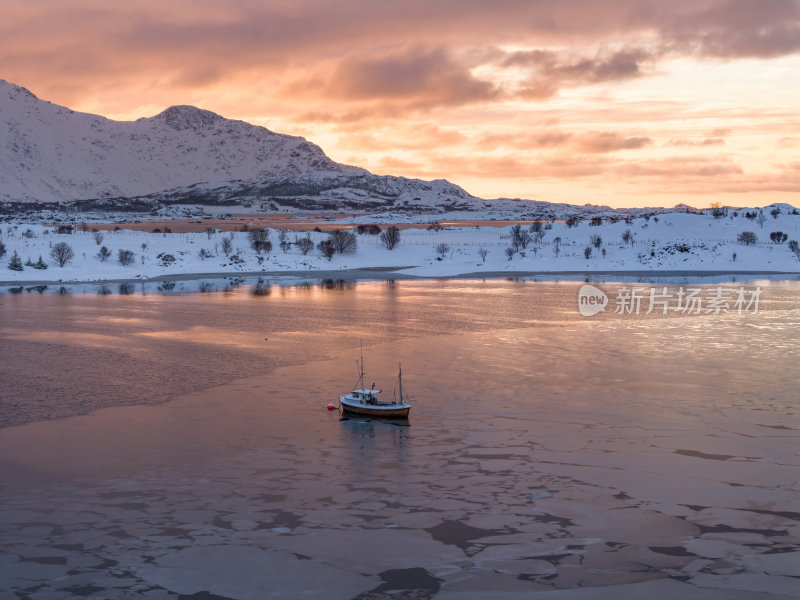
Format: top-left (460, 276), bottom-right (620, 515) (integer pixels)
top-left (135, 545), bottom-right (375, 600)
top-left (1, 318), bottom-right (798, 598)
top-left (433, 578), bottom-right (800, 599)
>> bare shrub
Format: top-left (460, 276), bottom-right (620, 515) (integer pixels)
top-left (97, 246), bottom-right (112, 262)
top-left (379, 226), bottom-right (401, 250)
top-left (297, 235), bottom-right (314, 255)
top-left (427, 221), bottom-right (443, 232)
top-left (118, 249), bottom-right (136, 266)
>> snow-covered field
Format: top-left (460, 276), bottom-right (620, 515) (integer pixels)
top-left (2, 207), bottom-right (799, 283)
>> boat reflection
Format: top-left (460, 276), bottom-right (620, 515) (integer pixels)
top-left (338, 416), bottom-right (411, 470)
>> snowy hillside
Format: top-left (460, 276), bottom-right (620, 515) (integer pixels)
top-left (0, 80), bottom-right (360, 203)
top-left (2, 207), bottom-right (798, 285)
top-left (119, 170), bottom-right (487, 213)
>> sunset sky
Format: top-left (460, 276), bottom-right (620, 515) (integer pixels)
top-left (2, 0), bottom-right (799, 208)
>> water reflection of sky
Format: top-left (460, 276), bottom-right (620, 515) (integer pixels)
top-left (0, 280), bottom-right (798, 598)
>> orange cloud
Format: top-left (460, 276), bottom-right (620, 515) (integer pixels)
top-left (666, 138), bottom-right (726, 147)
top-left (325, 47), bottom-right (498, 108)
top-left (1, 0), bottom-right (799, 207)
top-left (572, 132), bottom-right (653, 153)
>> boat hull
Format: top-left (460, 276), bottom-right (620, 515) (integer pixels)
top-left (340, 402), bottom-right (410, 419)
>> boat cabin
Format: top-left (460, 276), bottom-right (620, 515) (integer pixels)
top-left (350, 389), bottom-right (382, 404)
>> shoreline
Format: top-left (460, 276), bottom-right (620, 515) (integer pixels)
top-left (2, 267), bottom-right (798, 288)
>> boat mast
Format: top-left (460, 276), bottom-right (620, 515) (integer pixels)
top-left (358, 341), bottom-right (365, 390)
top-left (398, 363), bottom-right (403, 402)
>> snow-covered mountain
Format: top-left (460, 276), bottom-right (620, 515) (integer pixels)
top-left (0, 80), bottom-right (369, 204)
top-left (0, 80), bottom-right (717, 218)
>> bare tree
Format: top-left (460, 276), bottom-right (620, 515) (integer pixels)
top-left (510, 224), bottom-right (531, 250)
top-left (118, 249), bottom-right (136, 266)
top-left (278, 229), bottom-right (291, 253)
top-left (529, 221), bottom-right (543, 233)
top-left (435, 242), bottom-right (450, 259)
top-left (317, 239), bottom-right (335, 260)
top-left (757, 211), bottom-right (767, 228)
top-left (769, 231), bottom-right (788, 244)
top-left (0, 240), bottom-right (5, 259)
top-left (710, 202), bottom-right (727, 219)
top-left (248, 228), bottom-right (272, 254)
top-left (97, 246), bottom-right (112, 262)
top-left (221, 237), bottom-right (233, 255)
top-left (328, 229), bottom-right (357, 254)
top-left (50, 242), bottom-right (75, 267)
top-left (478, 248), bottom-right (488, 262)
top-left (296, 235), bottom-right (314, 255)
top-left (356, 224), bottom-right (382, 235)
top-left (505, 247), bottom-right (515, 261)
top-left (737, 231), bottom-right (758, 246)
top-left (94, 231), bottom-right (105, 245)
top-left (379, 226), bottom-right (401, 250)
top-left (584, 246), bottom-right (592, 259)
top-left (552, 236), bottom-right (561, 257)
top-left (590, 234), bottom-right (603, 249)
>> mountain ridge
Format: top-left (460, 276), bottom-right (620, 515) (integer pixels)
top-left (0, 80), bottom-right (374, 204)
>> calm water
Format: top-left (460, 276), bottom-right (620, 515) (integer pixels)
top-left (1, 279), bottom-right (798, 599)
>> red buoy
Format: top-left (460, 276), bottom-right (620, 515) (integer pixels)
top-left (327, 403), bottom-right (336, 411)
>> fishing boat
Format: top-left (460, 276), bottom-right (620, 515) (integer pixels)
top-left (339, 351), bottom-right (412, 419)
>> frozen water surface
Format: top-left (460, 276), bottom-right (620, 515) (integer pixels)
top-left (0, 279), bottom-right (798, 599)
